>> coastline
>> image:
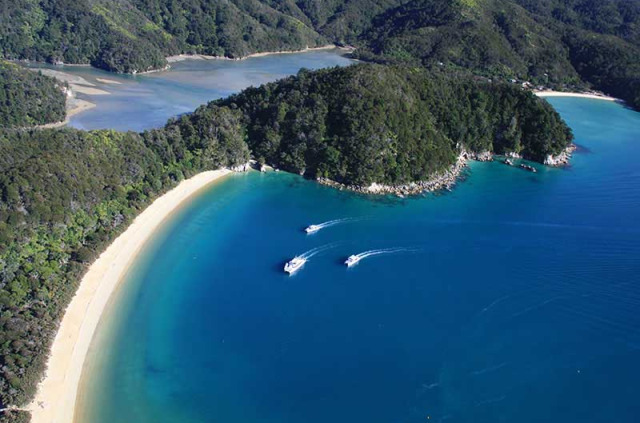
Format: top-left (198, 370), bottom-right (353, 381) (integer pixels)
top-left (31, 68), bottom-right (103, 129)
top-left (27, 169), bottom-right (232, 423)
top-left (535, 90), bottom-right (618, 102)
top-left (26, 45), bottom-right (349, 126)
top-left (315, 142), bottom-right (578, 197)
top-left (166, 44), bottom-right (346, 64)
top-left (37, 97), bottom-right (96, 129)
top-left (317, 152), bottom-right (469, 196)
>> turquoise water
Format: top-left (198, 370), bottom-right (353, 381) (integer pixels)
top-left (77, 97), bottom-right (640, 423)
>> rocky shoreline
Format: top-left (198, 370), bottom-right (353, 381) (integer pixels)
top-left (312, 144), bottom-right (576, 197)
top-left (544, 144), bottom-right (577, 166)
top-left (316, 153), bottom-right (469, 196)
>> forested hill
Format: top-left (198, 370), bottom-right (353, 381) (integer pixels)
top-left (1, 0), bottom-right (639, 106)
top-left (350, 0), bottom-right (640, 109)
top-left (207, 64), bottom-right (572, 186)
top-left (0, 116), bottom-right (250, 423)
top-left (2, 1), bottom-right (640, 108)
top-left (0, 62), bottom-right (66, 128)
top-left (0, 0), bottom-right (325, 73)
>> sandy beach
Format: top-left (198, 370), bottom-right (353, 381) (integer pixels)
top-left (27, 169), bottom-right (232, 423)
top-left (535, 90), bottom-right (618, 101)
top-left (30, 68), bottom-right (106, 128)
top-left (166, 44), bottom-right (342, 63)
top-left (34, 69), bottom-right (110, 95)
top-left (36, 97), bottom-right (96, 129)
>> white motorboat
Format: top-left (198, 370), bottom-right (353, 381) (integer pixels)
top-left (305, 224), bottom-right (321, 234)
top-left (345, 255), bottom-right (362, 267)
top-left (284, 256), bottom-right (306, 274)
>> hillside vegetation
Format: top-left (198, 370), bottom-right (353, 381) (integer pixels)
top-left (0, 62), bottom-right (66, 127)
top-left (216, 64), bottom-right (572, 185)
top-left (0, 0), bottom-right (324, 73)
top-left (0, 113), bottom-right (249, 422)
top-left (1, 0), bottom-right (639, 107)
top-left (350, 0), bottom-right (640, 108)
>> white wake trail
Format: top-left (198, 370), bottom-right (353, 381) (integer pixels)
top-left (306, 217), bottom-right (360, 234)
top-left (299, 243), bottom-right (339, 259)
top-left (347, 247), bottom-right (419, 266)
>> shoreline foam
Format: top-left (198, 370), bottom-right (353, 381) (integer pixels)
top-left (27, 169), bottom-right (232, 423)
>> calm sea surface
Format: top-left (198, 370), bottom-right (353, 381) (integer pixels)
top-left (28, 49), bottom-right (353, 132)
top-left (75, 68), bottom-right (640, 422)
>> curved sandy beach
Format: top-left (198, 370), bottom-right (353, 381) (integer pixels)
top-left (535, 90), bottom-right (618, 101)
top-left (27, 169), bottom-right (231, 423)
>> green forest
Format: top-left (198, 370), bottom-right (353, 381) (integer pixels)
top-left (0, 61), bottom-right (66, 127)
top-left (217, 64), bottom-right (572, 185)
top-left (0, 113), bottom-right (249, 423)
top-left (1, 0), bottom-right (639, 107)
top-left (0, 64), bottom-right (572, 421)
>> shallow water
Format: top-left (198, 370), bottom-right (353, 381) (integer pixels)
top-left (28, 49), bottom-right (353, 132)
top-left (76, 96), bottom-right (640, 423)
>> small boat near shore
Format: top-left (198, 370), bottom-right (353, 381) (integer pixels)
top-left (284, 257), bottom-right (306, 274)
top-left (503, 158), bottom-right (514, 166)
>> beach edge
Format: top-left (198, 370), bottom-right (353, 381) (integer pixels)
top-left (27, 169), bottom-right (232, 423)
top-left (535, 91), bottom-right (619, 102)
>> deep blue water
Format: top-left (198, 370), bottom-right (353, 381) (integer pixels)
top-left (77, 97), bottom-right (640, 423)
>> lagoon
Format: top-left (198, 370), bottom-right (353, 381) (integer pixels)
top-left (29, 49), bottom-right (353, 132)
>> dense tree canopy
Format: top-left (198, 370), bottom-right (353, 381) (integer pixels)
top-left (1, 0), bottom-right (639, 106)
top-left (214, 64), bottom-right (572, 185)
top-left (348, 0), bottom-right (640, 108)
top-left (0, 0), bottom-right (640, 106)
top-left (0, 107), bottom-right (249, 420)
top-left (0, 62), bottom-right (66, 127)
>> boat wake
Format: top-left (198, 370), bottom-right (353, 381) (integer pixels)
top-left (305, 218), bottom-right (357, 234)
top-left (284, 244), bottom-right (338, 275)
top-left (299, 243), bottom-right (339, 259)
top-left (345, 248), bottom-right (416, 267)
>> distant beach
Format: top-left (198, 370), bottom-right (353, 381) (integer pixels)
top-left (36, 97), bottom-right (95, 129)
top-left (27, 169), bottom-right (231, 423)
top-left (535, 90), bottom-right (618, 102)
top-left (26, 49), bottom-right (354, 132)
top-left (31, 68), bottom-right (106, 129)
top-left (166, 44), bottom-right (347, 63)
